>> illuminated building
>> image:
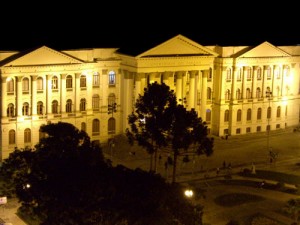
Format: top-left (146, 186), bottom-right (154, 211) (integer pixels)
top-left (0, 34), bottom-right (299, 161)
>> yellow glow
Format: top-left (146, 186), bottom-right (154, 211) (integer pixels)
top-left (281, 97), bottom-right (288, 106)
top-left (184, 189), bottom-right (194, 198)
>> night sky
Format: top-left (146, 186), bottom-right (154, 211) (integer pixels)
top-left (1, 2), bottom-right (299, 52)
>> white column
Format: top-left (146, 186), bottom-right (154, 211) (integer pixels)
top-left (188, 71), bottom-right (196, 110)
top-left (75, 73), bottom-right (81, 113)
top-left (60, 74), bottom-right (67, 113)
top-left (46, 75), bottom-right (52, 115)
top-left (201, 70), bottom-right (208, 118)
top-left (2, 77), bottom-right (7, 117)
top-left (17, 77), bottom-right (22, 116)
top-left (31, 75), bottom-right (37, 115)
top-left (176, 72), bottom-right (183, 104)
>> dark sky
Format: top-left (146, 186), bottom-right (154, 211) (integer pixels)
top-left (1, 2), bottom-right (299, 52)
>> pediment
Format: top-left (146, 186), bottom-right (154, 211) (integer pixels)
top-left (239, 41), bottom-right (291, 58)
top-left (2, 46), bottom-right (83, 67)
top-left (137, 34), bottom-right (218, 58)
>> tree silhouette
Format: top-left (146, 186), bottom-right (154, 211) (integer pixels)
top-left (0, 122), bottom-right (199, 224)
top-left (126, 82), bottom-right (214, 183)
top-left (126, 82), bottom-right (177, 172)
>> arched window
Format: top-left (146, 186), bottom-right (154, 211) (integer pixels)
top-left (52, 100), bottom-right (59, 114)
top-left (108, 71), bottom-right (116, 86)
top-left (52, 76), bottom-right (58, 89)
top-left (93, 72), bottom-right (100, 87)
top-left (22, 102), bottom-right (30, 116)
top-left (247, 108), bottom-right (252, 121)
top-left (7, 103), bottom-right (15, 117)
top-left (66, 75), bottom-right (72, 88)
top-left (37, 101), bottom-right (43, 115)
top-left (224, 110), bottom-right (229, 122)
top-left (256, 87), bottom-right (261, 98)
top-left (9, 129), bottom-right (16, 145)
top-left (7, 78), bottom-right (14, 93)
top-left (80, 75), bottom-right (86, 88)
top-left (108, 117), bottom-right (116, 134)
top-left (207, 87), bottom-right (212, 100)
top-left (277, 106), bottom-right (281, 118)
top-left (66, 99), bottom-right (72, 113)
top-left (245, 67), bottom-right (252, 80)
top-left (80, 98), bottom-right (86, 111)
top-left (226, 68), bottom-right (231, 80)
top-left (257, 67), bottom-right (262, 80)
top-left (246, 88), bottom-right (251, 99)
top-left (108, 93), bottom-right (116, 106)
top-left (225, 90), bottom-right (231, 100)
top-left (22, 77), bottom-right (29, 93)
top-left (257, 108), bottom-right (262, 120)
top-left (37, 77), bottom-right (43, 91)
top-left (92, 94), bottom-right (100, 110)
top-left (24, 128), bottom-right (31, 143)
top-left (92, 119), bottom-right (100, 135)
top-left (237, 109), bottom-right (242, 122)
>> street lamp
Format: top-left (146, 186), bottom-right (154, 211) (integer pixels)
top-left (266, 90), bottom-right (272, 158)
top-left (184, 189), bottom-right (194, 198)
top-left (184, 188), bottom-right (203, 225)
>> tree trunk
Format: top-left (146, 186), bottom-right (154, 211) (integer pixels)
top-left (149, 153), bottom-right (153, 172)
top-left (172, 152), bottom-right (178, 183)
top-left (154, 148), bottom-right (158, 173)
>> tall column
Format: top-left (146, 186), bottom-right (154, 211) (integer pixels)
top-left (232, 67), bottom-right (238, 100)
top-left (60, 74), bottom-right (67, 113)
top-left (31, 75), bottom-right (37, 115)
top-left (175, 71), bottom-right (183, 103)
top-left (122, 71), bottom-right (134, 132)
top-left (17, 77), bottom-right (22, 116)
top-left (86, 72), bottom-right (92, 113)
top-left (252, 67), bottom-right (257, 99)
top-left (188, 71), bottom-right (196, 110)
top-left (75, 73), bottom-right (81, 113)
top-left (201, 70), bottom-right (208, 118)
top-left (162, 72), bottom-right (172, 88)
top-left (46, 75), bottom-right (52, 115)
top-left (242, 67), bottom-right (247, 99)
top-left (2, 77), bottom-right (7, 117)
top-left (134, 73), bottom-right (141, 101)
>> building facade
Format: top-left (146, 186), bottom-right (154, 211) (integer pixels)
top-left (0, 34), bottom-right (299, 161)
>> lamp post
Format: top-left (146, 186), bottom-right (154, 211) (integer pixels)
top-left (266, 90), bottom-right (272, 159)
top-left (184, 188), bottom-right (203, 225)
top-left (108, 102), bottom-right (117, 159)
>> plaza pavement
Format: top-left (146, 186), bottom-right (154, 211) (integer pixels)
top-left (105, 128), bottom-right (300, 225)
top-left (1, 128), bottom-right (299, 225)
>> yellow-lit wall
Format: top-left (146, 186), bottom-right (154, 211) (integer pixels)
top-left (0, 36), bottom-right (300, 161)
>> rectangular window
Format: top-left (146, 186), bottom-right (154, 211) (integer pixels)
top-left (93, 73), bottom-right (100, 87)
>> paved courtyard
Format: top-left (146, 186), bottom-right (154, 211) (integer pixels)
top-left (104, 128), bottom-right (300, 225)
